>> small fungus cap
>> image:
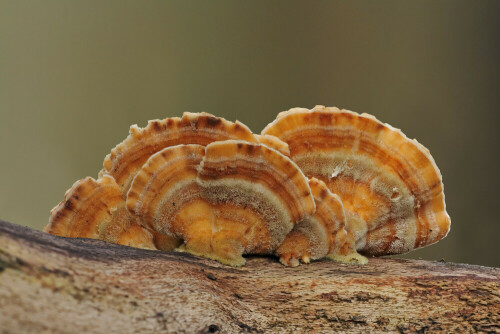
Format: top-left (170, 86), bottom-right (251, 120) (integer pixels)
top-left (45, 175), bottom-right (155, 249)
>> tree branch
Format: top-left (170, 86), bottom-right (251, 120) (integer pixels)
top-left (0, 220), bottom-right (498, 333)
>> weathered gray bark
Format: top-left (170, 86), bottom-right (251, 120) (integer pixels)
top-left (0, 220), bottom-right (498, 333)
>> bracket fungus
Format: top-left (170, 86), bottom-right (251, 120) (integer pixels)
top-left (45, 175), bottom-right (156, 250)
top-left (46, 107), bottom-right (450, 267)
top-left (262, 105), bottom-right (451, 256)
top-left (127, 140), bottom-right (315, 266)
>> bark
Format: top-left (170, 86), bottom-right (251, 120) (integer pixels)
top-left (0, 220), bottom-right (498, 334)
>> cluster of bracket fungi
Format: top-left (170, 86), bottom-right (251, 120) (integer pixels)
top-left (45, 106), bottom-right (451, 267)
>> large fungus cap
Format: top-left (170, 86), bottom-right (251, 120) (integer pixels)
top-left (45, 175), bottom-right (156, 250)
top-left (262, 105), bottom-right (451, 255)
top-left (127, 140), bottom-right (315, 266)
top-left (101, 112), bottom-right (258, 195)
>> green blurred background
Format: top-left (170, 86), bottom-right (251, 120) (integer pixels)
top-left (1, 1), bottom-right (499, 266)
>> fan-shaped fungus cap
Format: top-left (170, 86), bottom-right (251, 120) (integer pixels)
top-left (127, 140), bottom-right (315, 266)
top-left (45, 175), bottom-right (156, 250)
top-left (276, 178), bottom-right (366, 267)
top-left (101, 112), bottom-right (258, 195)
top-left (262, 106), bottom-right (451, 255)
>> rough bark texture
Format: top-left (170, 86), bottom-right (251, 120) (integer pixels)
top-left (0, 220), bottom-right (499, 334)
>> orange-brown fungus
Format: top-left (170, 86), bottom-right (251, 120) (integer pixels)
top-left (45, 107), bottom-right (451, 267)
top-left (45, 175), bottom-right (155, 250)
top-left (263, 106), bottom-right (451, 256)
top-left (126, 140), bottom-right (315, 266)
top-left (100, 112), bottom-right (258, 196)
top-left (276, 178), bottom-right (366, 267)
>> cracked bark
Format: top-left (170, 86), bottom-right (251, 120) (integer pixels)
top-left (0, 220), bottom-right (499, 333)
